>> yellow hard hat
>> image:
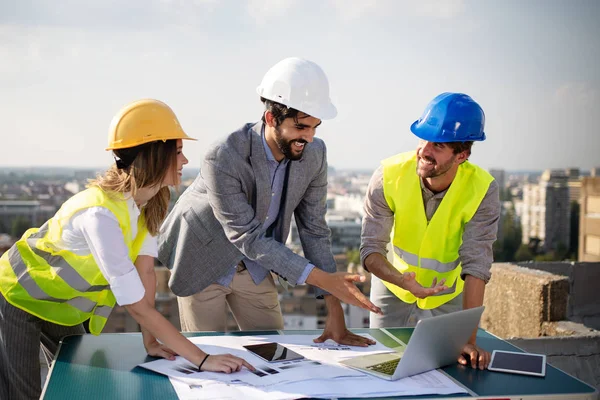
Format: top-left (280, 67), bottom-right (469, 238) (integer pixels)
top-left (106, 99), bottom-right (196, 150)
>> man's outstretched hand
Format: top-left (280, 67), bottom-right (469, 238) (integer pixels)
top-left (306, 269), bottom-right (382, 314)
top-left (400, 272), bottom-right (447, 298)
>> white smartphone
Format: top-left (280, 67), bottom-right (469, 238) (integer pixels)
top-left (488, 350), bottom-right (546, 377)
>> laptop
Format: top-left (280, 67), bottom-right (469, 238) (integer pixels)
top-left (341, 306), bottom-right (485, 380)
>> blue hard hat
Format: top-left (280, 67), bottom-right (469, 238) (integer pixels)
top-left (410, 93), bottom-right (486, 142)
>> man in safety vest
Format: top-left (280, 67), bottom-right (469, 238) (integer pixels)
top-left (360, 92), bottom-right (500, 369)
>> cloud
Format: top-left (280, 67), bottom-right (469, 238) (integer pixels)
top-left (1, 0), bottom-right (466, 31)
top-left (0, 21), bottom-right (185, 92)
top-left (0, 0), bottom-right (220, 30)
top-left (412, 0), bottom-right (465, 19)
top-left (0, 0), bottom-right (223, 74)
top-left (0, 24), bottom-right (51, 79)
top-left (246, 0), bottom-right (297, 24)
top-left (553, 82), bottom-right (599, 108)
top-left (0, 23), bottom-right (104, 67)
top-left (329, 0), bottom-right (380, 20)
top-left (329, 0), bottom-right (465, 20)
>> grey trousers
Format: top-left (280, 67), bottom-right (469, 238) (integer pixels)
top-left (0, 291), bottom-right (85, 400)
top-left (369, 275), bottom-right (463, 328)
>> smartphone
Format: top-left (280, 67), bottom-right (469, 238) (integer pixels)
top-left (243, 342), bottom-right (305, 363)
top-left (488, 350), bottom-right (546, 377)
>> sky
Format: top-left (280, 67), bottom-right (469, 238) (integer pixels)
top-left (1, 0), bottom-right (599, 172)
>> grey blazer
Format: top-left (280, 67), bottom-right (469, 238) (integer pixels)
top-left (158, 121), bottom-right (335, 297)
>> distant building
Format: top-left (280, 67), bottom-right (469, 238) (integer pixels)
top-left (0, 200), bottom-right (51, 233)
top-left (489, 169), bottom-right (507, 242)
top-left (64, 181), bottom-right (81, 195)
top-left (342, 303), bottom-right (369, 328)
top-left (73, 169), bottom-right (99, 181)
top-left (326, 212), bottom-right (362, 255)
top-left (0, 234), bottom-right (15, 253)
top-left (496, 201), bottom-right (518, 244)
top-left (329, 193), bottom-right (365, 216)
top-left (287, 211), bottom-right (362, 255)
top-left (489, 169), bottom-right (505, 191)
top-left (521, 184), bottom-right (543, 247)
top-left (513, 199), bottom-right (524, 219)
top-left (521, 170), bottom-right (570, 252)
top-left (579, 177), bottom-right (600, 262)
top-left (565, 168), bottom-right (580, 178)
top-left (566, 168), bottom-right (582, 205)
top-left (283, 314), bottom-right (318, 330)
top-left (326, 195), bottom-right (335, 210)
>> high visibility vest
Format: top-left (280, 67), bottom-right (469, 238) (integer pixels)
top-left (381, 152), bottom-right (493, 309)
top-left (0, 186), bottom-right (148, 335)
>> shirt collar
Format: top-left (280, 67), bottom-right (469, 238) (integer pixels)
top-left (123, 192), bottom-right (142, 216)
top-left (419, 177), bottom-right (448, 199)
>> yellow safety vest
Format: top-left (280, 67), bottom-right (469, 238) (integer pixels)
top-left (381, 152), bottom-right (493, 309)
top-left (0, 186), bottom-right (148, 335)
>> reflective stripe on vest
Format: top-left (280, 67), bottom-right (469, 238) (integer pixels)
top-left (20, 223), bottom-right (111, 293)
top-left (0, 187), bottom-right (148, 334)
top-left (393, 246), bottom-right (460, 273)
top-left (381, 151), bottom-right (493, 309)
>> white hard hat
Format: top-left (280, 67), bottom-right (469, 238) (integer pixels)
top-left (256, 57), bottom-right (337, 120)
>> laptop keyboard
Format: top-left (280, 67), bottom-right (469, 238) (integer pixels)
top-left (367, 358), bottom-right (400, 375)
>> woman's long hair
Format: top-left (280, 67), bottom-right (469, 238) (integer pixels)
top-left (88, 140), bottom-right (177, 236)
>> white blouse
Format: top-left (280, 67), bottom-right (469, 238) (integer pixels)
top-left (56, 195), bottom-right (156, 306)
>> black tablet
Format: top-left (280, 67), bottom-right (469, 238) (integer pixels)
top-left (488, 350), bottom-right (546, 377)
top-left (243, 342), bottom-right (304, 363)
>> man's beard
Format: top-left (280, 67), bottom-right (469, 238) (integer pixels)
top-left (275, 126), bottom-right (307, 161)
top-left (417, 155), bottom-right (456, 178)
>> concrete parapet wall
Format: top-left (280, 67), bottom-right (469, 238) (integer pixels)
top-left (516, 261), bottom-right (600, 330)
top-left (482, 263), bottom-right (569, 338)
top-left (567, 263), bottom-right (600, 329)
top-left (542, 321), bottom-right (600, 336)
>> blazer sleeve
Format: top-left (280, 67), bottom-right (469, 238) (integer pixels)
top-left (202, 145), bottom-right (310, 285)
top-left (293, 143), bottom-right (335, 298)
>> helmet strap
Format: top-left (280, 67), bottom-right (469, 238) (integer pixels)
top-left (114, 156), bottom-right (132, 170)
top-left (113, 146), bottom-right (143, 170)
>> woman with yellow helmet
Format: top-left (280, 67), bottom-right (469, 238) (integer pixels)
top-left (0, 99), bottom-right (254, 400)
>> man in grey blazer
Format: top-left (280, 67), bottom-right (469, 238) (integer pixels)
top-left (158, 58), bottom-right (381, 346)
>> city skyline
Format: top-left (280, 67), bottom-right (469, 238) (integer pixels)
top-left (0, 165), bottom-right (588, 176)
top-left (1, 0), bottom-right (599, 171)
